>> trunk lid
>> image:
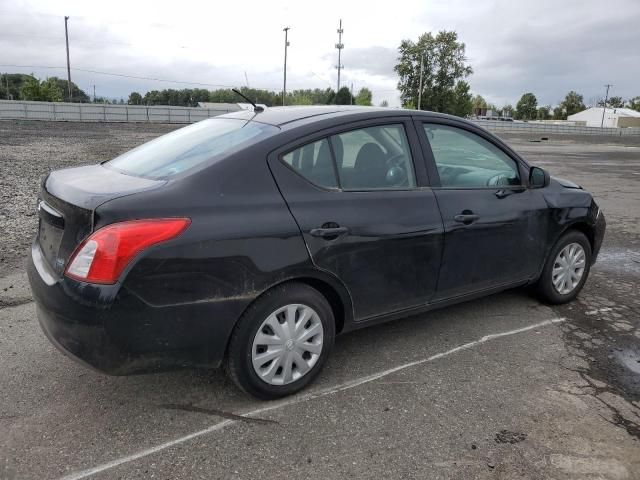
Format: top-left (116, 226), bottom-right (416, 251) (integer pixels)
top-left (37, 164), bottom-right (164, 276)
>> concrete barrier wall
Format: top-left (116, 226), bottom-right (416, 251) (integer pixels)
top-left (471, 119), bottom-right (640, 137)
top-left (0, 100), bottom-right (234, 123)
top-left (2, 100), bottom-right (640, 136)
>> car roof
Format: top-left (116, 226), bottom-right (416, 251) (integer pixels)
top-left (218, 105), bottom-right (454, 127)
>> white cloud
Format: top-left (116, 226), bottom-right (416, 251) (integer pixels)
top-left (1, 0), bottom-right (638, 107)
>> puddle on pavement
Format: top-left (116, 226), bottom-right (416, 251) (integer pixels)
top-left (615, 349), bottom-right (640, 375)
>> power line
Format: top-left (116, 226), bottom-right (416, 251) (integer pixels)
top-left (0, 32), bottom-right (135, 47)
top-left (0, 63), bottom-right (399, 96)
top-left (0, 64), bottom-right (238, 88)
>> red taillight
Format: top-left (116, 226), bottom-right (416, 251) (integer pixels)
top-left (65, 218), bottom-right (191, 284)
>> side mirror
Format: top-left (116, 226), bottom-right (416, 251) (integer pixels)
top-left (529, 166), bottom-right (550, 188)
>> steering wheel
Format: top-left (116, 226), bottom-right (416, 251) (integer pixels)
top-left (385, 153), bottom-right (409, 186)
top-left (386, 153), bottom-right (406, 168)
top-left (486, 173), bottom-right (512, 186)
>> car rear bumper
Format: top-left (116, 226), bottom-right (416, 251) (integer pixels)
top-left (28, 242), bottom-right (244, 375)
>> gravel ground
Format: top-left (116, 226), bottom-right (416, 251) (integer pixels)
top-left (0, 120), bottom-right (178, 276)
top-left (1, 121), bottom-right (639, 480)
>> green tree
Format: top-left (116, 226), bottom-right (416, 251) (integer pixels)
top-left (355, 87), bottom-right (372, 106)
top-left (560, 91), bottom-right (585, 116)
top-left (472, 94), bottom-right (487, 110)
top-left (20, 76), bottom-right (43, 100)
top-left (0, 73), bottom-right (34, 100)
top-left (128, 92), bottom-right (143, 105)
top-left (395, 30), bottom-right (472, 113)
top-left (627, 96), bottom-right (640, 112)
top-left (515, 93), bottom-right (538, 120)
top-left (449, 80), bottom-right (472, 117)
top-left (2, 73), bottom-right (87, 102)
top-left (41, 78), bottom-right (63, 102)
top-left (379, 100), bottom-right (389, 107)
top-left (501, 104), bottom-right (514, 118)
top-left (537, 105), bottom-right (551, 120)
top-left (553, 106), bottom-right (566, 120)
top-left (334, 86), bottom-right (353, 105)
top-left (42, 77), bottom-right (89, 102)
top-left (598, 95), bottom-right (624, 108)
top-left (288, 90), bottom-right (314, 105)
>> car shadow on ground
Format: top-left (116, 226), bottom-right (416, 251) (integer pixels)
top-left (45, 288), bottom-right (548, 417)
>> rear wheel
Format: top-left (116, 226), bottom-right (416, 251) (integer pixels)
top-left (536, 230), bottom-right (592, 304)
top-left (225, 282), bottom-right (335, 399)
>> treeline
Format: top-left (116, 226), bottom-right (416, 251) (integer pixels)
top-left (127, 86), bottom-right (373, 107)
top-left (0, 73), bottom-right (89, 102)
top-left (472, 91), bottom-right (640, 121)
top-left (0, 73), bottom-right (373, 107)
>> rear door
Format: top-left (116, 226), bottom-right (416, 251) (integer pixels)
top-left (416, 120), bottom-right (548, 300)
top-left (268, 118), bottom-right (444, 321)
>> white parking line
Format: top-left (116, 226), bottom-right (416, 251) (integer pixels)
top-left (61, 317), bottom-right (565, 480)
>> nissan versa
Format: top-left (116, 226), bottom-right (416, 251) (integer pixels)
top-left (28, 106), bottom-right (605, 399)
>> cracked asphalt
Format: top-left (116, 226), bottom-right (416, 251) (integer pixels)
top-left (1, 121), bottom-right (639, 479)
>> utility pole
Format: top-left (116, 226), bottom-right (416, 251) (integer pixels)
top-left (350, 83), bottom-right (354, 105)
top-left (282, 27), bottom-right (290, 106)
top-left (601, 84), bottom-right (613, 128)
top-left (417, 52), bottom-right (425, 110)
top-left (64, 16), bottom-right (72, 102)
top-left (4, 74), bottom-right (10, 100)
top-left (92, 85), bottom-right (96, 103)
top-left (335, 19), bottom-right (344, 95)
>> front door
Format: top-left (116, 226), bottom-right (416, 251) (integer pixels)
top-left (268, 120), bottom-right (444, 321)
top-left (418, 121), bottom-right (548, 300)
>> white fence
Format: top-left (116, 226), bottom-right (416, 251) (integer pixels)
top-left (2, 100), bottom-right (640, 136)
top-left (0, 100), bottom-right (236, 123)
top-left (472, 119), bottom-right (640, 137)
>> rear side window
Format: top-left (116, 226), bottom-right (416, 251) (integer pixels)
top-left (281, 139), bottom-right (338, 189)
top-left (108, 118), bottom-right (277, 179)
top-left (331, 124), bottom-right (416, 190)
top-left (423, 124), bottom-right (521, 188)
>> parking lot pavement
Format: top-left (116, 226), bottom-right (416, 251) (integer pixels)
top-left (1, 123), bottom-right (639, 479)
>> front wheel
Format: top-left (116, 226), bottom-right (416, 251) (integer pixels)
top-left (536, 230), bottom-right (592, 304)
top-left (225, 282), bottom-right (335, 399)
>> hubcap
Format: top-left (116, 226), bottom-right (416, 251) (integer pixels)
top-left (252, 304), bottom-right (324, 386)
top-left (552, 242), bottom-right (586, 295)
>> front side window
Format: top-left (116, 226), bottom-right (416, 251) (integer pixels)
top-left (108, 118), bottom-right (277, 179)
top-left (423, 124), bottom-right (521, 188)
top-left (281, 138), bottom-right (338, 189)
top-left (331, 124), bottom-right (416, 190)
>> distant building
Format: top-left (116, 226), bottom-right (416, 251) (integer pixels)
top-left (568, 107), bottom-right (640, 128)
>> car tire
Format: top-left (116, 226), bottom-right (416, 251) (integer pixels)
top-left (225, 282), bottom-right (335, 399)
top-left (536, 230), bottom-right (592, 305)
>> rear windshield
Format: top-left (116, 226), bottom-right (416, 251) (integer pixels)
top-left (107, 118), bottom-right (277, 178)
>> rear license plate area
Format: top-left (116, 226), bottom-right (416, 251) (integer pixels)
top-left (38, 201), bottom-right (65, 268)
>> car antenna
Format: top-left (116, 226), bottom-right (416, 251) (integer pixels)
top-left (232, 88), bottom-right (264, 113)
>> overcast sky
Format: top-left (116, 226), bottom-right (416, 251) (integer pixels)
top-left (1, 0), bottom-right (639, 107)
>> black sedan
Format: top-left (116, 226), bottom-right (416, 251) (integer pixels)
top-left (28, 106), bottom-right (605, 399)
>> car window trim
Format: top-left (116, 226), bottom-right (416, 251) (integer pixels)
top-left (274, 117), bottom-right (429, 192)
top-left (279, 138), bottom-right (341, 192)
top-left (331, 124), bottom-right (417, 192)
top-left (421, 121), bottom-right (524, 189)
top-left (412, 116), bottom-right (530, 189)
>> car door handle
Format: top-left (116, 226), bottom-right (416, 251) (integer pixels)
top-left (310, 226), bottom-right (349, 238)
top-left (454, 214), bottom-right (480, 225)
